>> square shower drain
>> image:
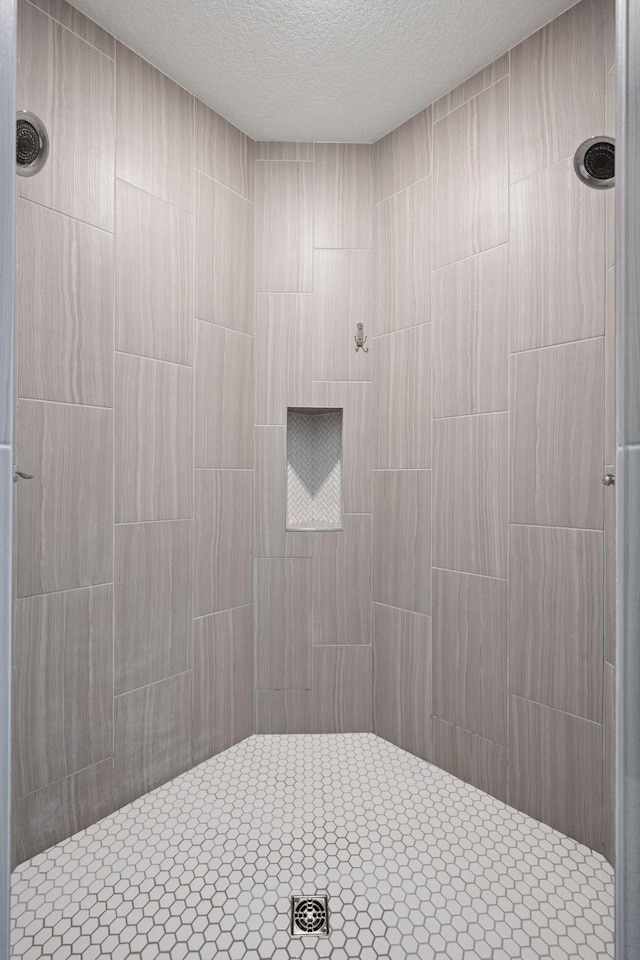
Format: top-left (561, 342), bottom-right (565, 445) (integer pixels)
top-left (290, 895), bottom-right (330, 936)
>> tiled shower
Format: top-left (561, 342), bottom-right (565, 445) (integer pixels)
top-left (10, 0), bottom-right (617, 954)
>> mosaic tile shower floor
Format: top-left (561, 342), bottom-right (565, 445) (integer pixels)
top-left (11, 734), bottom-right (613, 960)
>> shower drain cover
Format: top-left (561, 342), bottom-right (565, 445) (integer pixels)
top-left (291, 895), bottom-right (330, 936)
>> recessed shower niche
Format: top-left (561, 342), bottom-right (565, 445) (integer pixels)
top-left (286, 407), bottom-right (343, 531)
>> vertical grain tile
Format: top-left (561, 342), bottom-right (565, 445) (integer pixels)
top-left (432, 78), bottom-right (508, 269)
top-left (194, 470), bottom-right (252, 617)
top-left (432, 413), bottom-right (508, 578)
top-left (254, 161), bottom-right (313, 292)
top-left (254, 426), bottom-right (314, 558)
top-left (115, 520), bottom-right (192, 694)
top-left (313, 143), bottom-right (374, 248)
top-left (509, 525), bottom-right (603, 722)
top-left (313, 381), bottom-right (372, 512)
top-left (254, 690), bottom-right (312, 734)
top-left (116, 42), bottom-right (193, 212)
top-left (432, 244), bottom-right (508, 418)
top-left (373, 470), bottom-right (431, 614)
top-left (432, 718), bottom-right (508, 803)
top-left (375, 177), bottom-right (431, 335)
top-left (374, 106), bottom-right (432, 203)
top-left (312, 515), bottom-right (371, 646)
top-left (433, 569), bottom-right (507, 745)
top-left (255, 294), bottom-right (313, 424)
top-left (17, 200), bottom-right (113, 406)
top-left (195, 99), bottom-right (253, 200)
top-left (314, 249), bottom-right (374, 382)
top-left (116, 179), bottom-right (193, 365)
top-left (193, 605), bottom-right (253, 763)
top-left (26, 0), bottom-right (114, 56)
top-left (312, 646), bottom-right (372, 733)
top-left (509, 696), bottom-right (603, 851)
top-left (254, 141), bottom-right (313, 161)
top-left (510, 339), bottom-right (604, 529)
top-left (255, 558), bottom-right (312, 690)
top-left (373, 603), bottom-right (432, 760)
top-left (604, 662), bottom-right (615, 864)
top-left (18, 1), bottom-right (115, 230)
top-left (606, 267), bottom-right (615, 465)
top-left (194, 320), bottom-right (253, 468)
top-left (115, 353), bottom-right (192, 522)
top-left (432, 53), bottom-right (509, 123)
top-left (606, 67), bottom-right (615, 270)
top-left (16, 400), bottom-right (112, 596)
top-left (375, 323), bottom-right (431, 469)
top-left (605, 469), bottom-right (615, 666)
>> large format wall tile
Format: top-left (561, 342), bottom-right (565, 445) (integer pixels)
top-left (375, 177), bottom-right (431, 335)
top-left (432, 78), bottom-right (508, 269)
top-left (194, 470), bottom-right (252, 617)
top-left (254, 161), bottom-right (313, 292)
top-left (373, 470), bottom-right (431, 614)
top-left (432, 53), bottom-right (509, 123)
top-left (606, 267), bottom-right (615, 465)
top-left (254, 427), bottom-right (314, 559)
top-left (115, 520), bottom-right (192, 694)
top-left (313, 381), bottom-right (372, 513)
top-left (432, 245), bottom-right (508, 418)
top-left (195, 321), bottom-right (253, 468)
top-left (193, 606), bottom-right (253, 763)
top-left (313, 143), bottom-right (374, 249)
top-left (17, 201), bottom-right (113, 406)
top-left (604, 662), bottom-right (614, 864)
top-left (373, 603), bottom-right (432, 760)
top-left (255, 559), bottom-right (312, 690)
top-left (510, 159), bottom-right (605, 351)
top-left (375, 323), bottom-right (431, 469)
top-left (433, 413), bottom-right (508, 578)
top-left (255, 294), bottom-right (312, 424)
top-left (196, 173), bottom-right (253, 335)
top-left (116, 179), bottom-right (193, 365)
top-left (14, 585), bottom-right (113, 795)
top-left (312, 646), bottom-right (372, 733)
top-left (510, 525), bottom-right (603, 722)
top-left (432, 718), bottom-right (508, 803)
top-left (254, 142), bottom-right (313, 161)
top-left (254, 690), bottom-right (312, 734)
top-left (433, 569), bottom-right (507, 745)
top-left (605, 472), bottom-right (615, 666)
top-left (509, 0), bottom-right (607, 183)
top-left (18, 1), bottom-right (115, 231)
top-left (116, 43), bottom-right (193, 213)
top-left (115, 353), bottom-right (192, 522)
top-left (114, 673), bottom-right (192, 809)
top-left (510, 339), bottom-right (604, 529)
top-left (195, 100), bottom-right (253, 201)
top-left (509, 696), bottom-right (603, 851)
top-left (27, 0), bottom-right (114, 56)
top-left (312, 515), bottom-right (371, 646)
top-left (314, 249), bottom-right (374, 382)
top-left (17, 400), bottom-right (112, 596)
top-left (374, 106), bottom-right (432, 203)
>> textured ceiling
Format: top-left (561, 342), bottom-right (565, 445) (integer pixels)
top-left (71, 0), bottom-right (578, 142)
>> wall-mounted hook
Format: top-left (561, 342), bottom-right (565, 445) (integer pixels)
top-left (13, 465), bottom-right (33, 483)
top-left (354, 322), bottom-right (368, 353)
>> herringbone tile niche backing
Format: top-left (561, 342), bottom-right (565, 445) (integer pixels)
top-left (287, 408), bottom-right (343, 528)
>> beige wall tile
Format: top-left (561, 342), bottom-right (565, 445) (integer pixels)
top-left (510, 339), bottom-right (604, 529)
top-left (312, 515), bottom-right (371, 646)
top-left (255, 294), bottom-right (313, 425)
top-left (313, 143), bottom-right (374, 248)
top-left (194, 470), bottom-right (252, 617)
top-left (432, 718), bottom-right (508, 803)
top-left (196, 173), bottom-right (253, 335)
top-left (116, 43), bottom-right (193, 213)
top-left (509, 696), bottom-right (603, 851)
top-left (193, 606), bottom-right (253, 763)
top-left (373, 470), bottom-right (431, 614)
top-left (604, 662), bottom-right (614, 864)
top-left (375, 324), bottom-right (431, 469)
top-left (195, 99), bottom-right (253, 200)
top-left (255, 142), bottom-right (313, 161)
top-left (255, 690), bottom-right (311, 734)
top-left (115, 354), bottom-right (192, 522)
top-left (115, 521), bottom-right (192, 694)
top-left (606, 267), bottom-right (615, 465)
top-left (510, 159), bottom-right (605, 352)
top-left (14, 585), bottom-right (113, 795)
top-left (375, 177), bottom-right (431, 335)
top-left (314, 249), bottom-right (374, 382)
top-left (27, 0), bottom-right (114, 56)
top-left (18, 1), bottom-right (114, 231)
top-left (433, 413), bottom-right (508, 578)
top-left (606, 67), bottom-right (615, 270)
top-left (313, 381), bottom-right (372, 512)
top-left (17, 200), bottom-right (113, 406)
top-left (255, 558), bottom-right (312, 690)
top-left (373, 603), bottom-right (432, 760)
top-left (114, 673), bottom-right (192, 809)
top-left (432, 53), bottom-right (509, 123)
top-left (605, 471), bottom-right (615, 665)
top-left (254, 161), bottom-right (313, 292)
top-left (509, 0), bottom-right (606, 183)
top-left (311, 646), bottom-right (372, 733)
top-left (510, 525), bottom-right (603, 722)
top-left (433, 569), bottom-right (507, 745)
top-left (16, 400), bottom-right (113, 596)
top-left (116, 179), bottom-right (193, 365)
top-left (432, 245), bottom-right (508, 418)
top-left (195, 321), bottom-right (253, 468)
top-left (254, 427), bottom-right (314, 558)
top-left (374, 107), bottom-right (432, 203)
top-left (432, 79), bottom-right (508, 269)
